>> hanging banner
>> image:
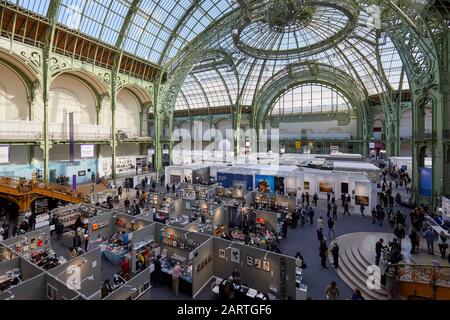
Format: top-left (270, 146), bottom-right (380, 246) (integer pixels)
top-left (0, 145), bottom-right (10, 163)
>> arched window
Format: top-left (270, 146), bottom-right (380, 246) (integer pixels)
top-left (271, 84), bottom-right (351, 116)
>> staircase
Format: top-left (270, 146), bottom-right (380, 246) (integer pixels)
top-left (0, 176), bottom-right (90, 211)
top-left (329, 232), bottom-right (392, 300)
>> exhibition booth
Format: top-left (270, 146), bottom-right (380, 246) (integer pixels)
top-left (86, 212), bottom-right (154, 272)
top-left (2, 227), bottom-right (67, 271)
top-left (390, 156), bottom-right (432, 177)
top-left (165, 164), bottom-right (214, 186)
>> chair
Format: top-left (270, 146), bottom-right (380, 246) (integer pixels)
top-left (211, 277), bottom-right (222, 297)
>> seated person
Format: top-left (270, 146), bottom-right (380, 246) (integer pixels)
top-left (101, 279), bottom-right (113, 298)
top-left (231, 267), bottom-right (241, 284)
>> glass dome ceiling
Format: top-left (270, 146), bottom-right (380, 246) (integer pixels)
top-left (4, 0), bottom-right (410, 114)
top-left (234, 1), bottom-right (357, 60)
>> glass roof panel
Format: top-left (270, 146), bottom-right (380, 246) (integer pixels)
top-left (271, 84), bottom-right (350, 117)
top-left (57, 0), bottom-right (131, 45)
top-left (7, 0), bottom-right (51, 15)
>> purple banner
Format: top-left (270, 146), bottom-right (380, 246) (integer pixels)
top-left (69, 112), bottom-right (74, 163)
top-left (72, 175), bottom-right (77, 191)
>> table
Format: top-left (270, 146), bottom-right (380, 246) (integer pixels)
top-left (103, 246), bottom-right (129, 265)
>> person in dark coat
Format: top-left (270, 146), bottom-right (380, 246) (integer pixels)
top-left (319, 239), bottom-right (328, 269)
top-left (330, 242), bottom-right (340, 268)
top-left (153, 255), bottom-right (162, 287)
top-left (375, 238), bottom-right (385, 265)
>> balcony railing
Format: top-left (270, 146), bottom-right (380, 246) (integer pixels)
top-left (49, 123), bottom-right (111, 141)
top-left (0, 120), bottom-right (42, 140)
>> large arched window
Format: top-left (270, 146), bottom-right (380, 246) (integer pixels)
top-left (271, 84), bottom-right (351, 116)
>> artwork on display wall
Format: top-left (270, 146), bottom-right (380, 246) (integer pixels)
top-left (246, 256), bottom-right (254, 266)
top-left (219, 249), bottom-right (226, 259)
top-left (319, 181), bottom-right (334, 193)
top-left (303, 181), bottom-right (310, 190)
top-left (256, 175), bottom-right (275, 193)
top-left (254, 258), bottom-right (262, 269)
top-left (263, 260), bottom-right (270, 272)
top-left (286, 189), bottom-right (297, 197)
top-left (355, 196), bottom-right (370, 206)
top-left (230, 247), bottom-right (240, 264)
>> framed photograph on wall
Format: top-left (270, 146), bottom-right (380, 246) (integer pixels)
top-left (263, 260), bottom-right (270, 272)
top-left (219, 249), bottom-right (226, 259)
top-left (246, 256), bottom-right (253, 267)
top-left (230, 248), bottom-right (240, 264)
top-left (254, 258), bottom-right (262, 269)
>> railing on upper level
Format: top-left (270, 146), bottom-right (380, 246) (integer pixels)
top-left (395, 263), bottom-right (450, 288)
top-left (0, 120), bottom-right (42, 140)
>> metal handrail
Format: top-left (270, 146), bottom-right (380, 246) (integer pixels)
top-left (393, 263), bottom-right (450, 288)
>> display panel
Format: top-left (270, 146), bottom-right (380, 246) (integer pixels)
top-left (274, 176), bottom-right (285, 195)
top-left (303, 181), bottom-right (310, 190)
top-left (80, 144), bottom-right (95, 158)
top-left (355, 196), bottom-right (369, 206)
top-left (419, 167), bottom-right (432, 197)
top-left (255, 175), bottom-right (275, 193)
top-left (341, 183), bottom-right (349, 194)
top-left (0, 145), bottom-right (10, 163)
top-left (319, 181), bottom-right (334, 193)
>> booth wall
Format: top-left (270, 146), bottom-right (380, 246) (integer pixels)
top-left (48, 249), bottom-right (102, 298)
top-left (88, 213), bottom-right (114, 241)
top-left (192, 238), bottom-right (214, 297)
top-left (0, 273), bottom-right (47, 300)
top-left (213, 238), bottom-right (296, 299)
top-left (44, 273), bottom-right (79, 300)
top-left (103, 267), bottom-right (152, 300)
top-left (0, 257), bottom-right (19, 277)
top-left (20, 257), bottom-right (43, 280)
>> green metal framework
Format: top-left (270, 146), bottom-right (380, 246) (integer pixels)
top-left (0, 0), bottom-right (448, 207)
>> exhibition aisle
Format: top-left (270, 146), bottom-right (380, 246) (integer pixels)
top-left (278, 196), bottom-right (395, 300)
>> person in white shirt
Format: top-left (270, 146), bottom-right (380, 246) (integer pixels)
top-left (317, 216), bottom-right (324, 230)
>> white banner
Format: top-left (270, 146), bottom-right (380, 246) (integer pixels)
top-left (80, 144), bottom-right (95, 158)
top-left (0, 145), bottom-right (10, 163)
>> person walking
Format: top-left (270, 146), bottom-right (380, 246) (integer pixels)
top-left (325, 281), bottom-right (339, 300)
top-left (326, 202), bottom-right (332, 218)
top-left (319, 239), bottom-right (328, 269)
top-left (313, 193), bottom-right (318, 206)
top-left (332, 202), bottom-right (338, 221)
top-left (360, 204), bottom-right (365, 218)
top-left (317, 227), bottom-right (324, 242)
top-left (423, 227), bottom-right (437, 255)
top-left (330, 242), bottom-right (340, 268)
top-left (327, 217), bottom-right (336, 239)
top-left (437, 231), bottom-right (448, 258)
top-left (394, 224), bottom-right (406, 247)
top-left (375, 238), bottom-right (385, 266)
top-left (409, 227), bottom-right (420, 254)
top-left (343, 201), bottom-right (350, 216)
top-left (317, 216), bottom-right (324, 230)
top-left (308, 207), bottom-right (314, 225)
top-left (117, 186), bottom-right (123, 199)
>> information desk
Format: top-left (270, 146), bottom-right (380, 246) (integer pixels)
top-left (219, 279), bottom-right (269, 301)
top-left (160, 258), bottom-right (192, 295)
